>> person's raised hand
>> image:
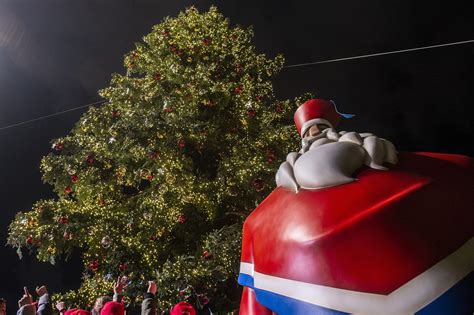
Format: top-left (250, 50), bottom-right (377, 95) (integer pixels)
top-left (36, 285), bottom-right (48, 297)
top-left (56, 302), bottom-right (66, 312)
top-left (147, 281), bottom-right (157, 295)
top-left (18, 287), bottom-right (33, 308)
top-left (113, 276), bottom-right (128, 295)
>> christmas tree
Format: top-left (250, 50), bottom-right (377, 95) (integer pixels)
top-left (8, 7), bottom-right (308, 311)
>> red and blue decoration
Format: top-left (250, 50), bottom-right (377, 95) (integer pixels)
top-left (238, 152), bottom-right (474, 314)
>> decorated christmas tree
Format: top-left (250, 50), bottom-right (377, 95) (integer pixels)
top-left (8, 7), bottom-right (308, 311)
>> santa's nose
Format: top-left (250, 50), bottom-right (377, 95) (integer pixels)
top-left (306, 124), bottom-right (326, 137)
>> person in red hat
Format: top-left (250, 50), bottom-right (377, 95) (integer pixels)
top-left (276, 98), bottom-right (397, 191)
top-left (56, 301), bottom-right (92, 315)
top-left (99, 302), bottom-right (123, 315)
top-left (170, 302), bottom-right (195, 315)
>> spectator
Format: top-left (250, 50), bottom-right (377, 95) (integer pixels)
top-left (17, 288), bottom-right (35, 315)
top-left (0, 298), bottom-right (6, 315)
top-left (99, 302), bottom-right (123, 315)
top-left (67, 311), bottom-right (91, 315)
top-left (55, 302), bottom-right (66, 315)
top-left (100, 276), bottom-right (127, 315)
top-left (141, 281), bottom-right (157, 315)
top-left (170, 302), bottom-right (195, 315)
top-left (56, 301), bottom-right (91, 315)
top-left (35, 286), bottom-right (51, 315)
top-left (91, 297), bottom-right (112, 315)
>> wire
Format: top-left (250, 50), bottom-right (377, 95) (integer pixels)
top-left (0, 100), bottom-right (106, 131)
top-left (0, 39), bottom-right (472, 131)
top-left (283, 39), bottom-right (474, 68)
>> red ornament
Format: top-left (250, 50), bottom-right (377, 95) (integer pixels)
top-left (149, 235), bottom-right (158, 241)
top-left (119, 262), bottom-right (128, 272)
top-left (26, 235), bottom-right (34, 245)
top-left (112, 110), bottom-right (121, 118)
top-left (178, 214), bottom-right (187, 224)
top-left (88, 260), bottom-right (99, 272)
top-left (146, 174), bottom-right (154, 181)
top-left (53, 142), bottom-right (64, 151)
top-left (202, 38), bottom-right (211, 46)
top-left (234, 86), bottom-right (243, 94)
top-left (163, 30), bottom-right (170, 37)
top-left (164, 107), bottom-right (173, 113)
top-left (64, 186), bottom-right (73, 194)
top-left (266, 149), bottom-right (277, 164)
top-left (255, 96), bottom-right (263, 102)
top-left (149, 151), bottom-right (160, 160)
top-left (202, 250), bottom-right (213, 260)
top-left (178, 139), bottom-right (186, 149)
top-left (98, 198), bottom-right (106, 206)
top-left (251, 178), bottom-right (265, 192)
top-left (276, 104), bottom-right (284, 114)
top-left (154, 73), bottom-right (162, 81)
top-left (71, 174), bottom-right (79, 183)
top-left (247, 109), bottom-right (256, 118)
top-left (199, 294), bottom-right (210, 305)
top-left (86, 154), bottom-right (95, 165)
top-left (58, 216), bottom-right (69, 225)
top-left (63, 231), bottom-right (72, 240)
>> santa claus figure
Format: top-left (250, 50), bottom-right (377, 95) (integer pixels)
top-left (238, 99), bottom-right (474, 314)
top-left (276, 99), bottom-right (398, 192)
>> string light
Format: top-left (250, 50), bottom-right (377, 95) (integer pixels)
top-left (0, 40), bottom-right (472, 131)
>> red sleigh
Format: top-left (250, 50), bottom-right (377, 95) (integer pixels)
top-left (238, 152), bottom-right (474, 314)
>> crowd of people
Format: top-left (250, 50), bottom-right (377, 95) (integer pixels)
top-left (3, 277), bottom-right (199, 315)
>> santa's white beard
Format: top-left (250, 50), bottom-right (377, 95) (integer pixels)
top-left (276, 128), bottom-right (398, 192)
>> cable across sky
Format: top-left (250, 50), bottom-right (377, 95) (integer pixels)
top-left (0, 39), bottom-right (472, 131)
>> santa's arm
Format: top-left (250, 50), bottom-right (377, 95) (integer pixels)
top-left (275, 152), bottom-right (300, 191)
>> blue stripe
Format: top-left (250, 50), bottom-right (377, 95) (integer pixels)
top-left (238, 272), bottom-right (473, 314)
top-left (415, 271), bottom-right (474, 315)
top-left (238, 273), bottom-right (254, 288)
top-left (254, 288), bottom-right (349, 315)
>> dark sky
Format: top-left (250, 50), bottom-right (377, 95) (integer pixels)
top-left (0, 0), bottom-right (473, 310)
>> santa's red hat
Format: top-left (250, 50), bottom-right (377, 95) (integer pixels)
top-left (170, 301), bottom-right (196, 315)
top-left (294, 99), bottom-right (354, 137)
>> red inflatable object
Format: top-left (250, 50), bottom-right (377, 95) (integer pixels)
top-left (239, 152), bottom-right (474, 314)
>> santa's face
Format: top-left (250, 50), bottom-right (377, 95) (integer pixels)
top-left (304, 124), bottom-right (330, 138)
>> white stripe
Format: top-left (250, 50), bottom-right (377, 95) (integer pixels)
top-left (240, 262), bottom-right (254, 276)
top-left (242, 237), bottom-right (474, 315)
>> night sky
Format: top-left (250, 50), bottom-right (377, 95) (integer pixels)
top-left (0, 0), bottom-right (473, 310)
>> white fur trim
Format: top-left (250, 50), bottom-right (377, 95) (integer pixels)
top-left (240, 262), bottom-right (254, 276)
top-left (241, 237), bottom-right (474, 314)
top-left (300, 118), bottom-right (333, 137)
